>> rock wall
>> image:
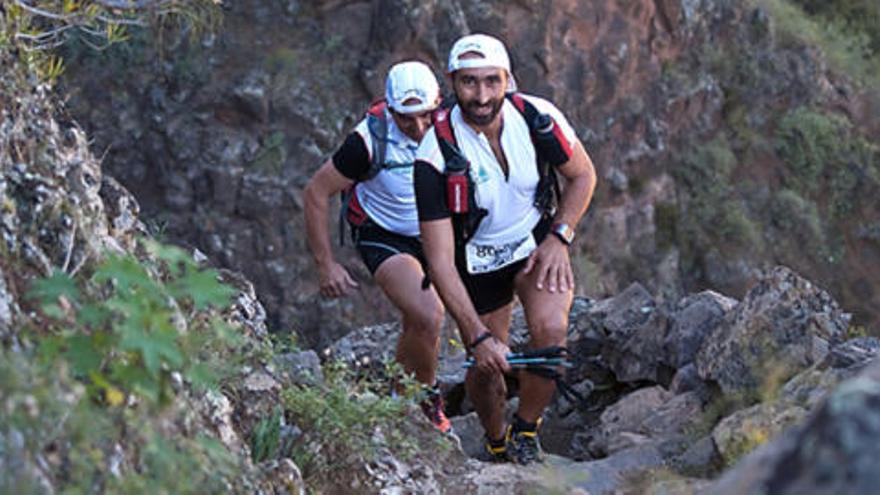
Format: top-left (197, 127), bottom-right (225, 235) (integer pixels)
top-left (58, 0), bottom-right (880, 348)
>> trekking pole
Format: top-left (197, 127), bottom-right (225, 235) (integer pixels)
top-left (462, 355), bottom-right (573, 369)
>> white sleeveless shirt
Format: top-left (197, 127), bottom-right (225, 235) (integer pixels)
top-left (352, 108), bottom-right (422, 237)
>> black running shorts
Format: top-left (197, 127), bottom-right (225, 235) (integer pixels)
top-left (353, 222), bottom-right (426, 275)
top-left (458, 218), bottom-right (552, 315)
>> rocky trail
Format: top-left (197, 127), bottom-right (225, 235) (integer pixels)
top-left (3, 0), bottom-right (880, 493)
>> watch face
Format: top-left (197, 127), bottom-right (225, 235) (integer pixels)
top-left (553, 223), bottom-right (574, 245)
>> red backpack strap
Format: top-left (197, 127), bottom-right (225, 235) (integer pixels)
top-left (506, 92), bottom-right (573, 160)
top-left (433, 106), bottom-right (456, 146)
top-left (508, 92), bottom-right (528, 114)
top-left (367, 99), bottom-right (387, 117)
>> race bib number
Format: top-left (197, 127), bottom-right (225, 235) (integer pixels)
top-left (465, 234), bottom-right (536, 275)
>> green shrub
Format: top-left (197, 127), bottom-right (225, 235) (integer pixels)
top-left (0, 349), bottom-right (242, 494)
top-left (672, 137), bottom-right (760, 249)
top-left (775, 108), bottom-right (848, 195)
top-left (250, 407), bottom-right (294, 463)
top-left (28, 240), bottom-right (240, 406)
top-left (755, 0), bottom-right (880, 86)
top-left (282, 359), bottom-right (432, 482)
top-left (775, 106), bottom-right (879, 221)
top-left (654, 202), bottom-right (679, 250)
top-left (770, 189), bottom-right (823, 238)
top-left (792, 0), bottom-right (880, 58)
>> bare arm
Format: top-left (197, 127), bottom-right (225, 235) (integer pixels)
top-left (523, 140), bottom-right (597, 292)
top-left (303, 159), bottom-right (359, 297)
top-left (554, 140), bottom-right (597, 229)
top-left (420, 218), bottom-right (510, 374)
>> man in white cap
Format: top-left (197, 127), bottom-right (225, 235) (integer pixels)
top-left (413, 34), bottom-right (597, 463)
top-left (304, 61), bottom-right (451, 433)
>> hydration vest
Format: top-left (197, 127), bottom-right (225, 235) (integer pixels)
top-left (338, 100), bottom-right (392, 244)
top-left (433, 93), bottom-right (573, 247)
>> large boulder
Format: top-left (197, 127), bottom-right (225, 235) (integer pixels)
top-left (588, 386), bottom-right (703, 457)
top-left (711, 401), bottom-right (808, 466)
top-left (696, 266), bottom-right (849, 394)
top-left (594, 283), bottom-right (672, 384)
top-left (664, 290), bottom-right (737, 369)
top-left (710, 358), bottom-right (880, 495)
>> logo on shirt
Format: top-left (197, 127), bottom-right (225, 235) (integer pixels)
top-left (470, 162), bottom-right (491, 185)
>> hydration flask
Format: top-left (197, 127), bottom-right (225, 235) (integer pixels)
top-left (532, 113), bottom-right (571, 166)
top-left (442, 139), bottom-right (471, 214)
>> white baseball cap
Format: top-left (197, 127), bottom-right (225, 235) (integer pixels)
top-left (447, 34), bottom-right (516, 91)
top-left (384, 61), bottom-right (440, 114)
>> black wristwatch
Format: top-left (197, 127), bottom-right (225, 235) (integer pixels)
top-left (551, 222), bottom-right (575, 246)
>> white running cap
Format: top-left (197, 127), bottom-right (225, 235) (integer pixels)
top-left (447, 33), bottom-right (517, 92)
top-left (447, 33), bottom-right (511, 73)
top-left (385, 61), bottom-right (440, 114)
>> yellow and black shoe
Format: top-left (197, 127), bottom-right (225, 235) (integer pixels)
top-left (505, 415), bottom-right (544, 465)
top-left (484, 435), bottom-right (509, 463)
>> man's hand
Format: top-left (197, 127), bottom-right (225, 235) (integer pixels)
top-left (471, 335), bottom-right (511, 375)
top-left (318, 261), bottom-right (359, 298)
top-left (522, 236), bottom-right (574, 293)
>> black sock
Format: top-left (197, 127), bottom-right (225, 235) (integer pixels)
top-left (511, 414), bottom-right (538, 433)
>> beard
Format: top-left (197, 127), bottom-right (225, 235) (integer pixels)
top-left (460, 97), bottom-right (504, 127)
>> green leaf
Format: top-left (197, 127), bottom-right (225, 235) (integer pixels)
top-left (77, 303), bottom-right (111, 328)
top-left (119, 328), bottom-right (183, 378)
top-left (93, 254), bottom-right (156, 293)
top-left (145, 240), bottom-right (194, 276)
top-left (111, 364), bottom-right (160, 403)
top-left (171, 269), bottom-right (234, 309)
top-left (64, 334), bottom-right (103, 376)
top-left (28, 269), bottom-right (79, 305)
top-left (37, 335), bottom-right (64, 363)
top-left (42, 303), bottom-right (67, 320)
top-left (184, 362), bottom-right (218, 391)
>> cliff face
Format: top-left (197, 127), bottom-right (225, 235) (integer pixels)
top-left (59, 0), bottom-right (880, 346)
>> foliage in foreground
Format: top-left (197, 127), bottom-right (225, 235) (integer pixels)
top-left (281, 360), bottom-right (449, 484)
top-left (1, 240), bottom-right (250, 492)
top-left (1, 0), bottom-right (221, 82)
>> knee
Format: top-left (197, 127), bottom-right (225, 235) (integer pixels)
top-left (404, 301), bottom-right (444, 339)
top-left (528, 312), bottom-right (567, 347)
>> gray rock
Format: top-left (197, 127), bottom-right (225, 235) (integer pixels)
top-left (328, 321), bottom-right (400, 367)
top-left (450, 412), bottom-right (485, 459)
top-left (711, 401), bottom-right (808, 466)
top-left (274, 350), bottom-right (324, 386)
top-left (664, 290), bottom-right (737, 369)
top-left (99, 175), bottom-right (144, 248)
top-left (696, 266), bottom-right (849, 394)
top-left (710, 358), bottom-right (880, 495)
top-left (641, 391), bottom-right (704, 439)
top-left (827, 337), bottom-right (880, 370)
top-left (778, 366), bottom-right (850, 410)
top-left (232, 71), bottom-right (269, 122)
top-left (590, 386), bottom-right (673, 456)
top-left (566, 444), bottom-right (667, 494)
top-left (670, 363), bottom-right (711, 398)
top-left (0, 272), bottom-right (15, 338)
top-left (255, 458), bottom-right (305, 495)
top-left (671, 435), bottom-right (723, 478)
top-left (599, 283), bottom-right (671, 384)
top-left (219, 269), bottom-right (269, 339)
